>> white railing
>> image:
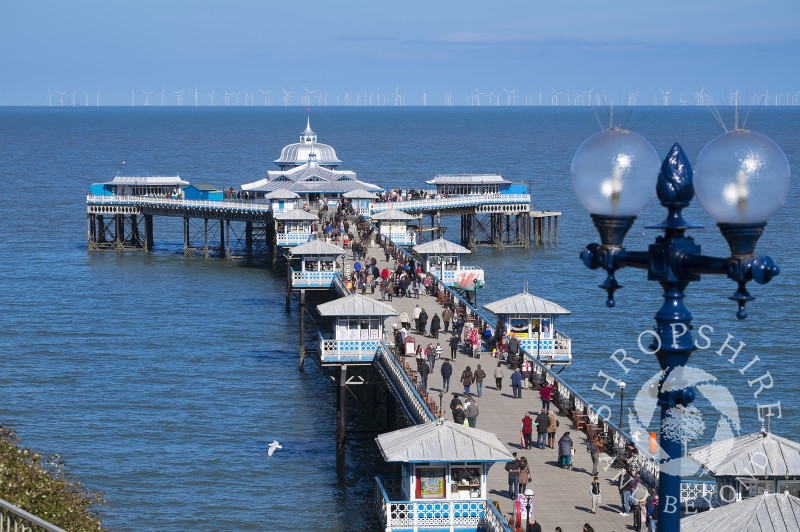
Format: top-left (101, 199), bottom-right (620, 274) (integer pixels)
top-left (319, 335), bottom-right (382, 363)
top-left (0, 498), bottom-right (67, 532)
top-left (86, 194), bottom-right (273, 213)
top-left (680, 480), bottom-right (718, 509)
top-left (519, 331), bottom-right (572, 362)
top-left (291, 269), bottom-right (337, 288)
top-left (370, 194), bottom-right (531, 215)
top-left (375, 477), bottom-right (511, 532)
top-left (276, 233), bottom-right (313, 246)
top-left (375, 341), bottom-right (435, 424)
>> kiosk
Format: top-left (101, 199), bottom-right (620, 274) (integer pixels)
top-left (274, 209), bottom-right (317, 247)
top-left (413, 238), bottom-right (484, 290)
top-left (316, 294), bottom-right (397, 364)
top-left (371, 208), bottom-right (416, 246)
top-left (288, 240), bottom-right (346, 288)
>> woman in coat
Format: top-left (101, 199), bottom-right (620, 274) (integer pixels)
top-left (461, 366), bottom-right (474, 395)
top-left (521, 413), bottom-right (534, 450)
top-left (429, 313), bottom-right (441, 339)
top-left (558, 432), bottom-right (574, 469)
top-left (518, 456), bottom-right (531, 494)
top-left (547, 410), bottom-right (558, 449)
top-left (452, 403), bottom-right (466, 425)
top-left (399, 309), bottom-right (410, 330)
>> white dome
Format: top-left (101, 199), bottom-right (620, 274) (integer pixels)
top-left (275, 142), bottom-right (341, 166)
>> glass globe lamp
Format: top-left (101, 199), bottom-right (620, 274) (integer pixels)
top-left (571, 128), bottom-right (660, 217)
top-left (694, 130), bottom-right (790, 225)
top-left (694, 130), bottom-right (790, 256)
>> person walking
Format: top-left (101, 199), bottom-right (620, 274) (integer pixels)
top-left (494, 362), bottom-right (504, 390)
top-left (449, 334), bottom-right (460, 361)
top-left (412, 277), bottom-right (420, 298)
top-left (518, 456), bottom-right (531, 494)
top-left (418, 359), bottom-right (430, 392)
top-left (505, 452), bottom-right (521, 500)
top-left (399, 309), bottom-right (410, 330)
top-left (413, 304), bottom-right (422, 332)
top-left (440, 358), bottom-right (452, 392)
top-left (430, 312), bottom-right (441, 339)
top-left (535, 409), bottom-right (549, 449)
top-left (450, 393), bottom-right (462, 418)
top-left (586, 439), bottom-right (600, 476)
top-left (511, 367), bottom-right (522, 398)
top-left (589, 476), bottom-right (602, 514)
top-left (633, 499), bottom-right (646, 532)
top-left (474, 364), bottom-right (486, 397)
top-left (547, 410), bottom-right (558, 449)
top-left (627, 469), bottom-right (641, 516)
top-left (426, 343), bottom-right (436, 372)
top-left (618, 468), bottom-right (631, 515)
top-left (558, 432), bottom-right (573, 469)
top-left (461, 366), bottom-right (474, 395)
top-left (539, 382), bottom-right (554, 412)
top-left (646, 495), bottom-right (658, 532)
top-left (442, 307), bottom-right (452, 333)
top-left (418, 308), bottom-right (429, 336)
top-left (507, 333), bottom-right (520, 363)
top-left (465, 396), bottom-right (479, 428)
top-left (521, 412), bottom-right (534, 450)
top-left (435, 343), bottom-right (443, 361)
top-left (415, 345), bottom-right (425, 371)
top-left (453, 403), bottom-right (466, 425)
top-left (520, 358), bottom-right (532, 389)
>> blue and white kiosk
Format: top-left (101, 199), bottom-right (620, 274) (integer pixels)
top-left (413, 238), bottom-right (484, 290)
top-left (374, 419), bottom-right (512, 531)
top-left (316, 294), bottom-right (397, 364)
top-left (288, 240), bottom-right (346, 289)
top-left (274, 209), bottom-right (318, 247)
top-left (343, 188), bottom-right (379, 216)
top-left (371, 208), bottom-right (416, 246)
top-left (265, 189), bottom-right (300, 215)
top-left (483, 290), bottom-right (571, 365)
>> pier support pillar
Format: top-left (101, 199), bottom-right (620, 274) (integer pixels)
top-left (130, 214), bottom-right (140, 248)
top-left (554, 215), bottom-right (558, 244)
top-left (114, 214), bottom-right (123, 249)
top-left (547, 216), bottom-right (551, 245)
top-left (299, 290), bottom-right (306, 372)
top-left (203, 218), bottom-right (209, 258)
top-left (245, 221), bottom-right (253, 259)
top-left (183, 217), bottom-right (190, 255)
top-left (336, 364), bottom-right (347, 480)
top-left (144, 215), bottom-right (153, 252)
top-left (224, 220), bottom-right (230, 259)
top-left (285, 260), bottom-right (291, 312)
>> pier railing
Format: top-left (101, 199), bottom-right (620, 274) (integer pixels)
top-left (290, 268), bottom-right (338, 288)
top-left (680, 479), bottom-right (718, 509)
top-left (86, 194), bottom-right (273, 213)
top-left (374, 341), bottom-right (435, 425)
top-left (0, 498), bottom-right (67, 532)
top-left (375, 477), bottom-right (511, 532)
top-left (369, 194), bottom-right (531, 215)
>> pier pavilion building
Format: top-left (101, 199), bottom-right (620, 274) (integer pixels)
top-left (426, 173), bottom-right (525, 196)
top-left (413, 238), bottom-right (484, 290)
top-left (241, 118), bottom-right (382, 207)
top-left (90, 175), bottom-right (189, 197)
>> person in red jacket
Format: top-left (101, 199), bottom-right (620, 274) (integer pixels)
top-left (521, 412), bottom-right (534, 449)
top-left (539, 383), bottom-right (554, 412)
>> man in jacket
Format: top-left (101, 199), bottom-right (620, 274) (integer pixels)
top-left (449, 334), bottom-right (460, 361)
top-left (494, 362), bottom-right (504, 390)
top-left (465, 396), bottom-right (479, 428)
top-left (535, 409), bottom-right (550, 449)
top-left (586, 439), bottom-right (599, 476)
top-left (440, 359), bottom-right (452, 392)
top-left (618, 468), bottom-right (632, 515)
top-left (505, 452), bottom-right (521, 500)
top-left (510, 367), bottom-right (522, 398)
top-left (418, 359), bottom-right (430, 392)
top-left (441, 307), bottom-right (452, 333)
top-left (474, 364), bottom-right (486, 397)
top-left (413, 304), bottom-right (422, 332)
top-left (418, 308), bottom-right (429, 336)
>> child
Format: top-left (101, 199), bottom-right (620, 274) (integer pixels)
top-left (589, 476), bottom-right (602, 514)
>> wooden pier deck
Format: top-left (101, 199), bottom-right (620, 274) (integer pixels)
top-left (356, 241), bottom-right (636, 531)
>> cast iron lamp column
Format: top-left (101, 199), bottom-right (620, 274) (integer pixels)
top-left (618, 381), bottom-right (626, 433)
top-left (523, 488), bottom-right (534, 531)
top-left (571, 127), bottom-right (790, 531)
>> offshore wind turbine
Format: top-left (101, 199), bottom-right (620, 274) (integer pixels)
top-left (158, 88), bottom-right (167, 106)
top-left (259, 89), bottom-right (272, 106)
top-left (96, 89), bottom-right (100, 107)
top-left (282, 87), bottom-right (294, 106)
top-left (45, 89), bottom-right (55, 107)
top-left (173, 88), bottom-right (185, 106)
top-left (206, 89), bottom-right (215, 106)
top-left (194, 86), bottom-right (199, 107)
top-left (140, 90), bottom-right (154, 107)
top-left (131, 89), bottom-right (135, 107)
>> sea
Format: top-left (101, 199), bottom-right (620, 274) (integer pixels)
top-left (0, 106), bottom-right (798, 531)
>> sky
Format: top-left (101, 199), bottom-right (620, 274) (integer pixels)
top-left (2, 0), bottom-right (799, 106)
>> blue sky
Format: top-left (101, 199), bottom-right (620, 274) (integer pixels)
top-left (2, 0), bottom-right (799, 106)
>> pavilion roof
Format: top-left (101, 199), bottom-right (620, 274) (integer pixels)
top-left (376, 419), bottom-right (513, 463)
top-left (317, 294), bottom-right (397, 317)
top-left (688, 431), bottom-right (800, 478)
top-left (681, 493), bottom-right (800, 532)
top-left (413, 238), bottom-right (471, 255)
top-left (483, 291), bottom-right (570, 316)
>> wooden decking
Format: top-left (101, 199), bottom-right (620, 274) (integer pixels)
top-left (357, 241), bottom-right (638, 531)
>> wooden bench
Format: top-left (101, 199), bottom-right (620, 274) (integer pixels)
top-left (573, 411), bottom-right (588, 431)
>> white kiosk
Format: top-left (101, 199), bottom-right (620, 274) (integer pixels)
top-left (413, 238), bottom-right (484, 290)
top-left (265, 189), bottom-right (300, 215)
top-left (274, 209), bottom-right (318, 247)
top-left (288, 240), bottom-right (346, 288)
top-left (371, 208), bottom-right (416, 246)
top-left (316, 294), bottom-right (397, 364)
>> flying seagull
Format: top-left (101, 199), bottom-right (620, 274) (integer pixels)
top-left (268, 440), bottom-right (282, 458)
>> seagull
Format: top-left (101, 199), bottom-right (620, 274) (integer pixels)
top-left (268, 440), bottom-right (282, 458)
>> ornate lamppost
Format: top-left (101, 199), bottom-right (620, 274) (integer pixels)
top-left (523, 488), bottom-right (534, 531)
top-left (618, 381), bottom-right (626, 432)
top-left (571, 127), bottom-right (790, 531)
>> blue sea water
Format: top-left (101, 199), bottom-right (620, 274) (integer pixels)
top-left (0, 106), bottom-right (798, 530)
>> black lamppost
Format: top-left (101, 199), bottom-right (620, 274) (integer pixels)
top-left (473, 278), bottom-right (479, 308)
top-left (523, 488), bottom-right (534, 531)
top-left (618, 381), bottom-right (626, 432)
top-left (571, 127), bottom-right (789, 532)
